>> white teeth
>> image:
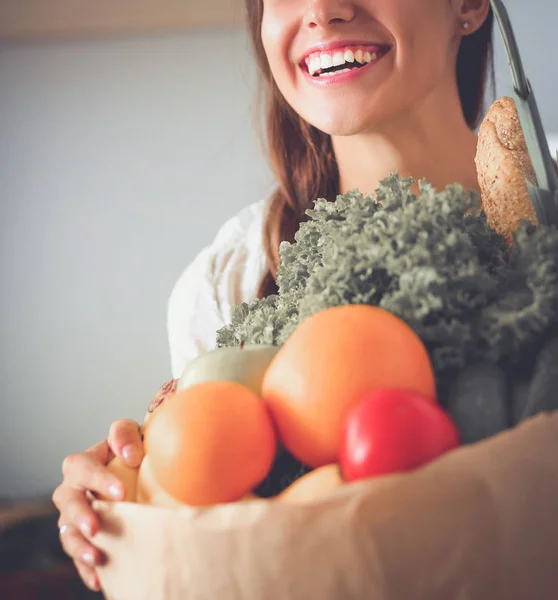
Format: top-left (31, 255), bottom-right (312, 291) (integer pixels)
top-left (318, 67), bottom-right (354, 77)
top-left (332, 51), bottom-right (345, 67)
top-left (307, 47), bottom-right (382, 76)
top-left (309, 56), bottom-right (321, 75)
top-left (320, 54), bottom-right (333, 70)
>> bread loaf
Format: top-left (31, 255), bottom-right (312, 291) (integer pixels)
top-left (475, 96), bottom-right (538, 244)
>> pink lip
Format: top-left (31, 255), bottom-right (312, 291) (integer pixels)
top-left (299, 40), bottom-right (389, 65)
top-left (300, 46), bottom-right (390, 87)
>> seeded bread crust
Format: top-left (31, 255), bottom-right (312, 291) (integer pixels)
top-left (475, 96), bottom-right (538, 244)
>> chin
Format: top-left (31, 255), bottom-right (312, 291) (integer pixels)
top-left (315, 120), bottom-right (368, 137)
top-left (299, 106), bottom-right (386, 138)
top-left (292, 90), bottom-right (400, 138)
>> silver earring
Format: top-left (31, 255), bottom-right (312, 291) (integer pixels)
top-left (462, 22), bottom-right (470, 30)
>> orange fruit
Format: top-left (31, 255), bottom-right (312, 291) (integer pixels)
top-left (261, 305), bottom-right (436, 467)
top-left (136, 454), bottom-right (189, 508)
top-left (144, 380), bottom-right (276, 506)
top-left (277, 465), bottom-right (344, 504)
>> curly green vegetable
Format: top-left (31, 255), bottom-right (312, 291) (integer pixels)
top-left (215, 173), bottom-right (558, 495)
top-left (217, 174), bottom-right (558, 386)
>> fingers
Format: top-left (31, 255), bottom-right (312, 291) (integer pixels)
top-left (58, 525), bottom-right (102, 591)
top-left (61, 440), bottom-right (112, 483)
top-left (59, 523), bottom-right (102, 566)
top-left (75, 560), bottom-right (101, 593)
top-left (52, 419), bottom-right (143, 591)
top-left (53, 485), bottom-right (101, 539)
top-left (60, 445), bottom-right (124, 499)
top-left (52, 423), bottom-right (143, 593)
top-left (53, 446), bottom-right (126, 545)
top-left (108, 419), bottom-right (144, 467)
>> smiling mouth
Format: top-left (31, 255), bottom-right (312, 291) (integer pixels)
top-left (303, 46), bottom-right (390, 78)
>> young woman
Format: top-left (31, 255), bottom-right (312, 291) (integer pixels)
top-left (53, 0), bottom-right (493, 591)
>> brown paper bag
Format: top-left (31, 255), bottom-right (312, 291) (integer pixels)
top-left (90, 412), bottom-right (558, 600)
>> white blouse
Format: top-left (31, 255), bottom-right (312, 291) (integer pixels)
top-left (167, 199), bottom-right (269, 380)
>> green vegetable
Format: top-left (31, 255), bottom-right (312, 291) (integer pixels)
top-left (216, 174), bottom-right (558, 387)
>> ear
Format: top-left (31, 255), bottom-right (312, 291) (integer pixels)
top-left (450, 0), bottom-right (491, 35)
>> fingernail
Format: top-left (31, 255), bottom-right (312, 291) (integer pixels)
top-left (82, 551), bottom-right (95, 566)
top-left (88, 576), bottom-right (100, 591)
top-left (80, 521), bottom-right (93, 537)
top-left (122, 444), bottom-right (141, 466)
top-left (109, 483), bottom-right (123, 499)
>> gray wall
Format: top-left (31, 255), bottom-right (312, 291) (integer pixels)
top-left (492, 1), bottom-right (558, 134)
top-left (1, 2), bottom-right (557, 500)
top-left (0, 30), bottom-right (274, 500)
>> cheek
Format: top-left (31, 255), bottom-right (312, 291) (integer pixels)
top-left (388, 0), bottom-right (453, 60)
top-left (390, 9), bottom-right (455, 98)
top-left (260, 4), bottom-right (297, 79)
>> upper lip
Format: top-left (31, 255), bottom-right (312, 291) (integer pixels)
top-left (299, 40), bottom-right (390, 65)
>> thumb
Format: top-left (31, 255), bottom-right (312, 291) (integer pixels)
top-left (108, 419), bottom-right (144, 468)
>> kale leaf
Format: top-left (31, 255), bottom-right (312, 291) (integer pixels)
top-left (216, 174), bottom-right (558, 385)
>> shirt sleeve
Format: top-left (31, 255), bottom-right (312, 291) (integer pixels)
top-left (166, 201), bottom-right (267, 380)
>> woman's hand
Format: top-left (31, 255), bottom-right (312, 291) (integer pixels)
top-left (52, 419), bottom-right (144, 592)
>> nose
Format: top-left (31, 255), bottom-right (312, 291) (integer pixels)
top-left (303, 0), bottom-right (355, 29)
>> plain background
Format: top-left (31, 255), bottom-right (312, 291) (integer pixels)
top-left (1, 1), bottom-right (557, 500)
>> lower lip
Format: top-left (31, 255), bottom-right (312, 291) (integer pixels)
top-left (302, 49), bottom-right (390, 87)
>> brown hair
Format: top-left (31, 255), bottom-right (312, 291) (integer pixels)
top-left (245, 2), bottom-right (495, 299)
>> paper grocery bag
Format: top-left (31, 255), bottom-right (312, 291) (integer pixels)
top-left (90, 412), bottom-right (558, 600)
